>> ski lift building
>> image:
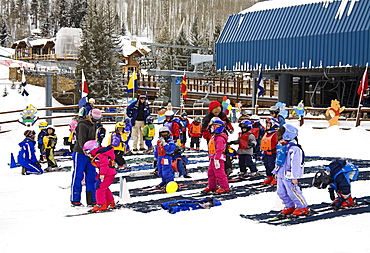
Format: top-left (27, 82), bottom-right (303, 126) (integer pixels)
top-left (215, 0), bottom-right (370, 107)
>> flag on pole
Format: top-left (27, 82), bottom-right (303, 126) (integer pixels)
top-left (81, 69), bottom-right (88, 97)
top-left (257, 68), bottom-right (265, 97)
top-left (357, 67), bottom-right (368, 101)
top-left (180, 74), bottom-right (188, 99)
top-left (21, 68), bottom-right (29, 96)
top-left (127, 71), bottom-right (138, 93)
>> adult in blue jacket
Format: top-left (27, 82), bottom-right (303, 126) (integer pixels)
top-left (18, 130), bottom-right (43, 175)
top-left (126, 94), bottom-right (150, 151)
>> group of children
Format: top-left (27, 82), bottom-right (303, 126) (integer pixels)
top-left (17, 102), bottom-right (359, 216)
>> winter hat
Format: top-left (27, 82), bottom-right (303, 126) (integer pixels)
top-left (89, 109), bottom-right (102, 122)
top-left (139, 94), bottom-right (147, 99)
top-left (88, 98), bottom-right (95, 103)
top-left (24, 130), bottom-right (36, 138)
top-left (208, 101), bottom-right (222, 114)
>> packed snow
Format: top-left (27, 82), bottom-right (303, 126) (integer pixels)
top-left (1, 62), bottom-right (370, 253)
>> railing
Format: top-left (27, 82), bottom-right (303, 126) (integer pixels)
top-left (1, 105), bottom-right (369, 131)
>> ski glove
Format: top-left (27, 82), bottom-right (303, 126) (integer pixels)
top-left (328, 188), bottom-right (336, 201)
top-left (95, 179), bottom-right (101, 190)
top-left (214, 159), bottom-right (220, 169)
top-left (159, 137), bottom-right (167, 146)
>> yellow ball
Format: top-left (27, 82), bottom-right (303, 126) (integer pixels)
top-left (166, 181), bottom-right (178, 193)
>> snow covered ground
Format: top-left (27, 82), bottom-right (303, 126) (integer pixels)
top-left (1, 63), bottom-right (370, 253)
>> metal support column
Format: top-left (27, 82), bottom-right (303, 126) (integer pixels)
top-left (278, 74), bottom-right (292, 106)
top-left (45, 73), bottom-right (53, 125)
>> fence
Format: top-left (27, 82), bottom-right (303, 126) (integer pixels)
top-left (1, 104), bottom-right (370, 132)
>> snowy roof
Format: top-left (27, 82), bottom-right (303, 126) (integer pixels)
top-left (241, 0), bottom-right (359, 18)
top-left (119, 36), bottom-right (150, 57)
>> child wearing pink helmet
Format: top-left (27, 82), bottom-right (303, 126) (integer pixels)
top-left (83, 140), bottom-right (117, 212)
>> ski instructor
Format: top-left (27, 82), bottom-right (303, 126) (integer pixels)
top-left (70, 109), bottom-right (102, 206)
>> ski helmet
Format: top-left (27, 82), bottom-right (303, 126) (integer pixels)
top-left (180, 112), bottom-right (187, 118)
top-left (164, 110), bottom-right (174, 118)
top-left (124, 118), bottom-right (131, 124)
top-left (159, 126), bottom-right (171, 139)
top-left (89, 109), bottom-right (102, 122)
top-left (115, 122), bottom-right (125, 129)
top-left (46, 126), bottom-right (55, 134)
top-left (24, 130), bottom-right (36, 138)
top-left (312, 169), bottom-right (332, 189)
top-left (269, 105), bottom-right (280, 115)
top-left (146, 116), bottom-right (154, 124)
top-left (38, 121), bottom-right (48, 129)
top-left (194, 117), bottom-right (202, 123)
top-left (239, 120), bottom-right (252, 129)
top-left (69, 120), bottom-right (78, 131)
top-left (250, 115), bottom-right (260, 123)
top-left (282, 124), bottom-right (298, 141)
top-left (88, 98), bottom-right (95, 104)
top-left (82, 140), bottom-right (99, 154)
top-left (266, 117), bottom-right (280, 131)
top-left (210, 119), bottom-right (225, 134)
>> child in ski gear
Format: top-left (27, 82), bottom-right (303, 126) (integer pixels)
top-left (96, 121), bottom-right (106, 146)
top-left (202, 100), bottom-right (234, 142)
top-left (273, 124), bottom-right (308, 216)
top-left (249, 115), bottom-right (265, 160)
top-left (269, 105), bottom-right (286, 126)
top-left (67, 119), bottom-right (78, 152)
top-left (83, 140), bottom-right (117, 212)
top-left (179, 112), bottom-right (190, 148)
top-left (108, 122), bottom-right (128, 170)
top-left (43, 126), bottom-right (58, 170)
top-left (37, 121), bottom-right (48, 162)
top-left (126, 94), bottom-right (151, 151)
top-left (70, 109), bottom-right (102, 207)
top-left (313, 159), bottom-right (359, 209)
top-left (142, 116), bottom-right (155, 153)
top-left (229, 120), bottom-right (258, 177)
top-left (163, 110), bottom-right (181, 144)
top-left (172, 146), bottom-right (191, 178)
top-left (189, 116), bottom-right (202, 150)
top-left (124, 118), bottom-right (133, 154)
top-left (202, 119), bottom-right (230, 194)
top-left (18, 130), bottom-right (43, 175)
top-left (79, 97), bottom-right (95, 118)
top-left (154, 126), bottom-right (177, 188)
top-left (261, 117), bottom-right (279, 185)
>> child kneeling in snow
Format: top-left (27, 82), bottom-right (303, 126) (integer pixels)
top-left (273, 124), bottom-right (308, 216)
top-left (313, 159), bottom-right (359, 209)
top-left (83, 140), bottom-right (117, 212)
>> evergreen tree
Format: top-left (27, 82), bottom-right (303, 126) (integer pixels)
top-left (76, 0), bottom-right (122, 104)
top-left (156, 26), bottom-right (172, 70)
top-left (0, 16), bottom-right (9, 47)
top-left (57, 0), bottom-right (70, 28)
top-left (190, 17), bottom-right (200, 48)
top-left (30, 0), bottom-right (39, 29)
top-left (70, 0), bottom-right (87, 28)
top-left (173, 26), bottom-right (190, 70)
top-left (38, 0), bottom-right (49, 34)
top-left (121, 20), bottom-right (127, 36)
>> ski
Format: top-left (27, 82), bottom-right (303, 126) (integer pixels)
top-left (65, 204), bottom-right (124, 217)
top-left (240, 197), bottom-right (370, 226)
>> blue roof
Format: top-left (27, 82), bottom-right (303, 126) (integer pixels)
top-left (216, 0), bottom-right (370, 71)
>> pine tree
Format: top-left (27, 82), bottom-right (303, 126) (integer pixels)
top-left (70, 0), bottom-right (87, 28)
top-left (76, 0), bottom-right (122, 104)
top-left (0, 16), bottom-right (9, 47)
top-left (173, 26), bottom-right (190, 70)
top-left (30, 0), bottom-right (39, 29)
top-left (121, 20), bottom-right (127, 36)
top-left (39, 0), bottom-right (50, 37)
top-left (190, 17), bottom-right (200, 48)
top-left (57, 0), bottom-right (70, 28)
